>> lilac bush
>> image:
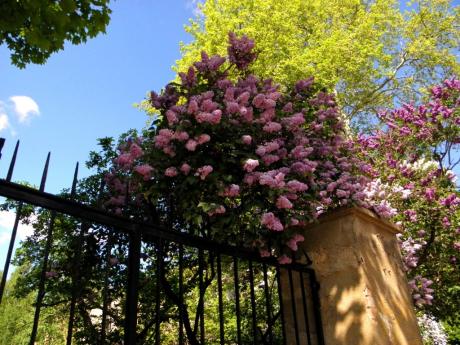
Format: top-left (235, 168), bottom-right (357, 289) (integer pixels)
top-left (104, 33), bottom-right (390, 263)
top-left (359, 80), bottom-right (460, 317)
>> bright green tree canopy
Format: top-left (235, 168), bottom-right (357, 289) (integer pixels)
top-left (176, 0), bottom-right (459, 124)
top-left (0, 0), bottom-right (111, 68)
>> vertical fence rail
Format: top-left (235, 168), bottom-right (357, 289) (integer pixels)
top-left (0, 138), bottom-right (326, 345)
top-left (124, 230), bottom-right (141, 345)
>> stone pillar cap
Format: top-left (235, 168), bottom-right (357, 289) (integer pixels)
top-left (311, 206), bottom-right (401, 235)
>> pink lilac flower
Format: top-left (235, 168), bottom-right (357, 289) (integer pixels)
top-left (440, 194), bottom-right (460, 208)
top-left (336, 189), bottom-right (350, 198)
top-left (242, 135), bottom-right (252, 145)
top-left (243, 173), bottom-right (260, 185)
top-left (196, 165), bottom-right (213, 180)
top-left (243, 159), bottom-right (259, 172)
top-left (197, 134), bottom-right (211, 145)
top-left (286, 180), bottom-right (308, 192)
top-left (373, 200), bottom-right (397, 218)
top-left (260, 212), bottom-right (284, 231)
top-left (404, 209), bottom-right (417, 222)
top-left (442, 216), bottom-right (451, 228)
top-left (290, 218), bottom-right (300, 226)
top-left (226, 101), bottom-right (239, 114)
top-left (287, 234), bottom-right (305, 251)
top-left (276, 196), bottom-right (293, 209)
top-left (263, 121), bottom-right (282, 133)
top-left (134, 164), bottom-right (154, 181)
top-left (174, 131), bottom-right (189, 141)
top-left (129, 143), bottom-right (144, 159)
top-left (262, 154), bottom-right (280, 165)
top-left (154, 129), bottom-right (174, 148)
top-left (187, 100), bottom-right (199, 113)
top-left (278, 255), bottom-right (292, 265)
top-left (227, 32), bottom-right (257, 70)
top-left (208, 205), bottom-right (226, 216)
top-left (185, 139), bottom-right (198, 151)
top-left (115, 153), bottom-right (133, 167)
top-left (222, 184), bottom-right (240, 197)
top-left (166, 109), bottom-right (179, 125)
top-left (165, 167), bottom-right (178, 177)
top-left (424, 188), bottom-right (436, 202)
top-left (195, 112), bottom-right (213, 123)
top-left (180, 163), bottom-right (191, 175)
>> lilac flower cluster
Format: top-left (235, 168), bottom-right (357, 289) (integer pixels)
top-left (417, 314), bottom-right (448, 345)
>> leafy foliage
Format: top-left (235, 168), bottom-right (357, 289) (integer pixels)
top-left (0, 0), bottom-right (111, 68)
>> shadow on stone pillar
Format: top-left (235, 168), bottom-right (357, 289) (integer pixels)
top-left (281, 207), bottom-right (423, 345)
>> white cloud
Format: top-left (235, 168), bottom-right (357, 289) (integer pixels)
top-left (0, 210), bottom-right (35, 245)
top-left (9, 96), bottom-right (40, 123)
top-left (0, 112), bottom-right (9, 132)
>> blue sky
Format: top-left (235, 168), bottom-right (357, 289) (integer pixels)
top-left (0, 0), bottom-right (201, 272)
top-left (0, 1), bottom-right (199, 193)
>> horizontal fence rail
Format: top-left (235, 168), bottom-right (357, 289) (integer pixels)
top-left (0, 139), bottom-right (325, 345)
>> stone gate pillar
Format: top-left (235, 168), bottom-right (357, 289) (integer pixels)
top-left (282, 207), bottom-right (423, 345)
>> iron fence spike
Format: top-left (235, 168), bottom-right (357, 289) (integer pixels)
top-left (70, 162), bottom-right (79, 198)
top-left (39, 152), bottom-right (51, 192)
top-left (6, 140), bottom-right (20, 182)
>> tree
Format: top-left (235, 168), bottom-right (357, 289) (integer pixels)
top-left (176, 0), bottom-right (459, 126)
top-left (0, 267), bottom-right (67, 345)
top-left (0, 0), bottom-right (111, 68)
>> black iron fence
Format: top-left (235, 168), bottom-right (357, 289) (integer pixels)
top-left (0, 139), bottom-right (325, 345)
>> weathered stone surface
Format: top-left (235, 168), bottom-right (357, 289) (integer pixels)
top-left (282, 207), bottom-right (423, 345)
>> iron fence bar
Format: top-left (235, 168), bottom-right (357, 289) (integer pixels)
top-left (155, 239), bottom-right (163, 345)
top-left (299, 271), bottom-right (313, 345)
top-left (276, 267), bottom-right (287, 345)
top-left (288, 268), bottom-right (301, 345)
top-left (30, 154), bottom-right (53, 345)
top-left (217, 254), bottom-right (225, 345)
top-left (262, 263), bottom-right (273, 344)
top-left (0, 202), bottom-right (22, 304)
top-left (0, 180), bottom-right (313, 271)
top-left (248, 260), bottom-right (257, 345)
top-left (178, 245), bottom-right (184, 345)
top-left (198, 249), bottom-right (205, 344)
top-left (124, 230), bottom-right (141, 345)
top-left (99, 231), bottom-right (113, 345)
top-left (309, 270), bottom-right (325, 345)
top-left (29, 211), bottom-right (56, 345)
top-left (66, 162), bottom-right (81, 345)
top-left (233, 256), bottom-right (242, 344)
